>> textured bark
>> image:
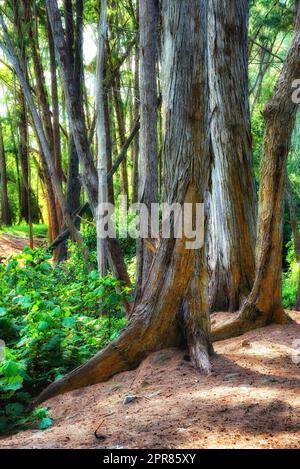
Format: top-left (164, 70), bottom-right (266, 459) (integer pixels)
top-left (212, 5), bottom-right (300, 341)
top-left (0, 119), bottom-right (12, 225)
top-left (18, 91), bottom-right (30, 224)
top-left (131, 39), bottom-right (140, 205)
top-left (34, 0), bottom-right (212, 405)
top-left (207, 0), bottom-right (257, 313)
top-left (113, 71), bottom-right (129, 199)
top-left (135, 0), bottom-right (159, 302)
top-left (96, 0), bottom-right (108, 276)
top-left (47, 13), bottom-right (63, 229)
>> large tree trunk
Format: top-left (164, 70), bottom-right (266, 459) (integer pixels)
top-left (207, 0), bottom-right (257, 313)
top-left (0, 119), bottom-right (12, 226)
top-left (135, 0), bottom-right (159, 302)
top-left (212, 5), bottom-right (300, 341)
top-left (34, 0), bottom-right (212, 405)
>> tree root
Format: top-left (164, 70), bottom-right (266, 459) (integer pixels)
top-left (212, 304), bottom-right (291, 343)
top-left (189, 341), bottom-right (212, 374)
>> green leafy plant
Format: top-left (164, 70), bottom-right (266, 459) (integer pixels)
top-left (0, 246), bottom-right (129, 434)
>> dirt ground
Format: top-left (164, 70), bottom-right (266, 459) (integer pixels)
top-left (0, 311), bottom-right (299, 449)
top-left (0, 234), bottom-right (43, 261)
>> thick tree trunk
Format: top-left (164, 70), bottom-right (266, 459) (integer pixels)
top-left (135, 0), bottom-right (159, 302)
top-left (0, 119), bottom-right (12, 225)
top-left (207, 0), bottom-right (256, 313)
top-left (212, 6), bottom-right (300, 341)
top-left (34, 0), bottom-right (212, 405)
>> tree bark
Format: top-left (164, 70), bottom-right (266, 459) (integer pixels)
top-left (131, 38), bottom-right (140, 205)
top-left (0, 119), bottom-right (12, 225)
top-left (207, 0), bottom-right (257, 313)
top-left (47, 13), bottom-right (63, 230)
top-left (212, 5), bottom-right (300, 341)
top-left (34, 0), bottom-right (212, 405)
top-left (96, 0), bottom-right (109, 276)
top-left (57, 0), bottom-right (83, 262)
top-left (135, 0), bottom-right (159, 302)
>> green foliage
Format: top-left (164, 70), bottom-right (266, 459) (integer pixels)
top-left (0, 224), bottom-right (48, 238)
top-left (0, 247), bottom-right (128, 434)
top-left (282, 240), bottom-right (299, 308)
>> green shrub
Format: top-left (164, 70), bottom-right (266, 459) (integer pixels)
top-left (0, 247), bottom-right (129, 434)
top-left (282, 240), bottom-right (299, 308)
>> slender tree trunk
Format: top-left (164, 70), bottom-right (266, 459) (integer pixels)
top-left (212, 5), bottom-right (300, 341)
top-left (57, 0), bottom-right (83, 262)
top-left (47, 13), bottom-right (63, 230)
top-left (46, 0), bottom-right (98, 212)
top-left (135, 0), bottom-right (159, 301)
top-left (0, 13), bottom-right (90, 265)
top-left (207, 0), bottom-right (257, 313)
top-left (45, 0), bottom-right (130, 286)
top-left (96, 0), bottom-right (109, 276)
top-left (18, 91), bottom-right (30, 223)
top-left (112, 72), bottom-right (129, 199)
top-left (131, 40), bottom-right (139, 205)
top-left (0, 119), bottom-right (12, 225)
top-left (34, 0), bottom-right (212, 405)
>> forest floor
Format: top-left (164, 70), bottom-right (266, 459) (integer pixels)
top-left (0, 233), bottom-right (44, 260)
top-left (0, 311), bottom-right (299, 449)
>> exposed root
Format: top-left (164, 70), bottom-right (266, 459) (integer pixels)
top-left (189, 341), bottom-right (212, 374)
top-left (212, 304), bottom-right (292, 343)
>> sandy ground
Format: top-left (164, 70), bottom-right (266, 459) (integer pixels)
top-left (0, 234), bottom-right (43, 261)
top-left (0, 311), bottom-right (299, 449)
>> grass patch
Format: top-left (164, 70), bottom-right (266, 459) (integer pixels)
top-left (0, 224), bottom-right (48, 239)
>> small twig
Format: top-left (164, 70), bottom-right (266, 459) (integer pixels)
top-left (94, 412), bottom-right (115, 440)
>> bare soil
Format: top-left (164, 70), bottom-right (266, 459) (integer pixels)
top-left (0, 234), bottom-right (43, 261)
top-left (1, 311), bottom-right (299, 449)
